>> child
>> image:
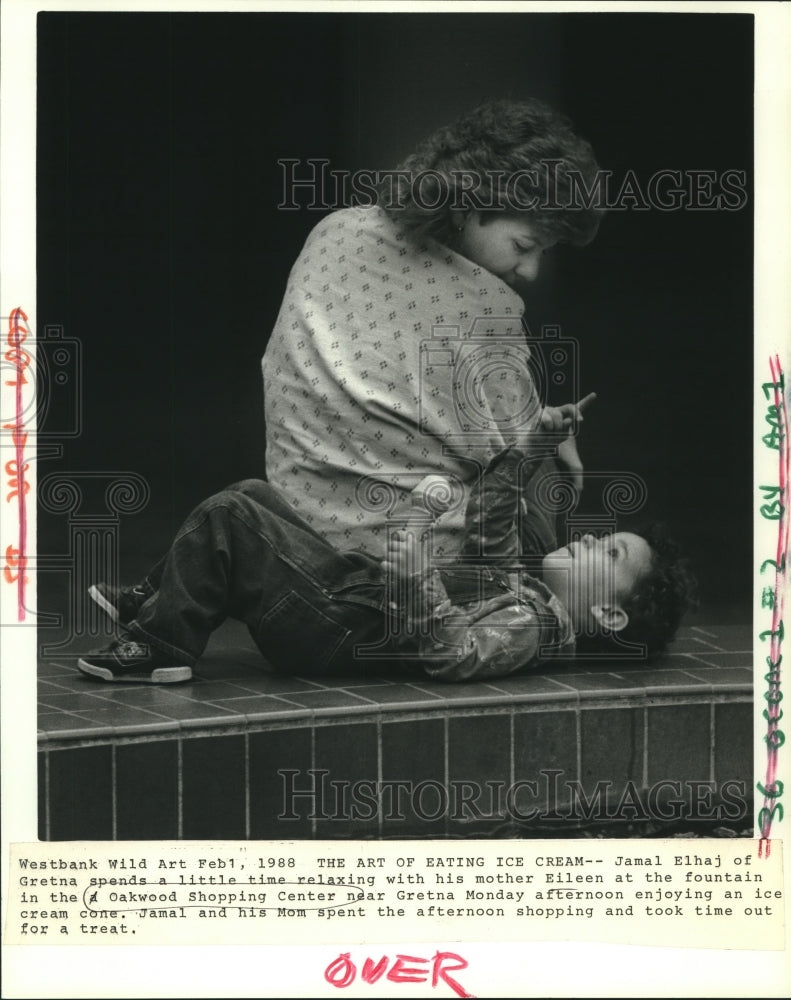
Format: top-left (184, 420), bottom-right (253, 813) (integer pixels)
top-left (77, 408), bottom-right (696, 685)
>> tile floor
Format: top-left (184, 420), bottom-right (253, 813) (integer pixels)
top-left (36, 621), bottom-right (755, 841)
top-left (38, 622), bottom-right (753, 744)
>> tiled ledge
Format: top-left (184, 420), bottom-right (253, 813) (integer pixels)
top-left (38, 623), bottom-right (752, 745)
top-left (37, 623), bottom-right (754, 841)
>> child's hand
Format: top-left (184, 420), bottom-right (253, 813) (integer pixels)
top-left (382, 530), bottom-right (425, 609)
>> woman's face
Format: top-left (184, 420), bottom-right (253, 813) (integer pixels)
top-left (455, 213), bottom-right (555, 292)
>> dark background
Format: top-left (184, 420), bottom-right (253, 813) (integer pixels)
top-left (37, 11), bottom-right (753, 623)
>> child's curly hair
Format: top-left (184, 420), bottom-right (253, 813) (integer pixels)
top-left (379, 98), bottom-right (605, 248)
top-left (614, 524), bottom-right (699, 658)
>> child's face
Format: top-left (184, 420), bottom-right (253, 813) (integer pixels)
top-left (455, 213), bottom-right (554, 292)
top-left (542, 532), bottom-right (654, 632)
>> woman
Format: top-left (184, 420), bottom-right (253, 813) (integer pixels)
top-left (262, 98), bottom-right (603, 559)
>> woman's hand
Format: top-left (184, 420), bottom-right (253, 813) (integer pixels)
top-left (540, 392), bottom-right (596, 493)
top-left (538, 392), bottom-right (596, 434)
top-left (557, 434), bottom-right (584, 493)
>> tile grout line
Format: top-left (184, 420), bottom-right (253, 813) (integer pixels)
top-left (631, 706), bottom-right (641, 788)
top-left (377, 718), bottom-right (383, 840)
top-left (691, 625), bottom-right (719, 638)
top-left (443, 714), bottom-right (449, 837)
top-left (177, 737), bottom-right (184, 840)
top-left (244, 731), bottom-right (251, 841)
top-left (310, 725), bottom-right (316, 840)
top-left (111, 742), bottom-right (118, 841)
top-left (44, 750), bottom-right (51, 841)
top-left (509, 710), bottom-right (515, 794)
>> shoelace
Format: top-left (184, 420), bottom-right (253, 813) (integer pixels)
top-left (115, 640), bottom-right (148, 657)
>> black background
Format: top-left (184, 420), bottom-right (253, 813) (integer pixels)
top-left (37, 11), bottom-right (753, 622)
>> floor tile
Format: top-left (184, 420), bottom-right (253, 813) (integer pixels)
top-left (381, 717), bottom-right (446, 836)
top-left (182, 734), bottom-right (246, 839)
top-left (344, 685), bottom-right (443, 706)
top-left (665, 635), bottom-right (725, 653)
top-left (70, 705), bottom-right (180, 733)
top-left (211, 695), bottom-right (311, 719)
top-left (314, 721), bottom-right (380, 838)
top-left (486, 674), bottom-right (577, 697)
top-left (267, 689), bottom-right (376, 711)
top-left (116, 740), bottom-right (179, 839)
top-left (447, 714), bottom-right (511, 836)
top-left (37, 689), bottom-right (123, 712)
top-left (580, 706), bottom-right (644, 788)
top-left (714, 702), bottom-right (753, 787)
top-left (646, 704), bottom-right (711, 784)
top-left (250, 727), bottom-right (313, 839)
top-left (680, 665), bottom-right (753, 688)
top-left (48, 745), bottom-right (113, 840)
top-left (408, 681), bottom-right (510, 702)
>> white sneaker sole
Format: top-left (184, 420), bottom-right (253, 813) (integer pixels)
top-left (77, 657), bottom-right (192, 684)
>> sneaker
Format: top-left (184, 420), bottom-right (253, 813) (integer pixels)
top-left (88, 582), bottom-right (151, 628)
top-left (77, 639), bottom-right (192, 684)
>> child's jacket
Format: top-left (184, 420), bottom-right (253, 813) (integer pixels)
top-left (396, 448), bottom-right (576, 681)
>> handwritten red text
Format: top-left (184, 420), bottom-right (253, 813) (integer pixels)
top-left (3, 307), bottom-right (31, 620)
top-left (324, 950), bottom-right (474, 998)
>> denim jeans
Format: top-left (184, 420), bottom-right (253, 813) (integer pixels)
top-left (129, 454), bottom-right (558, 674)
top-left (130, 480), bottom-right (388, 674)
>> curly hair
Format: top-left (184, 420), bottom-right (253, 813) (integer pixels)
top-left (577, 524), bottom-right (699, 660)
top-left (378, 98), bottom-right (605, 248)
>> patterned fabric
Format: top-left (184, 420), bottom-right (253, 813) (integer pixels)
top-left (263, 205), bottom-right (542, 557)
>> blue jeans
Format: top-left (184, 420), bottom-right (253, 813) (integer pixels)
top-left (128, 454), bottom-right (557, 673)
top-left (130, 480), bottom-right (387, 674)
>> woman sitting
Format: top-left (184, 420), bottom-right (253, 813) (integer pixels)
top-left (262, 98), bottom-right (603, 561)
